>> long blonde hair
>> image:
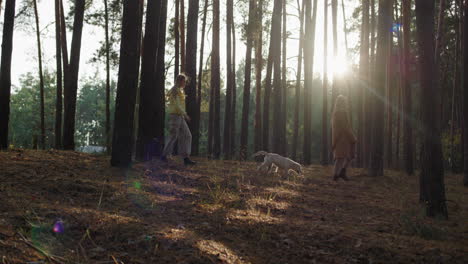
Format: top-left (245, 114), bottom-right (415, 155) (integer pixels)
top-left (334, 95), bottom-right (349, 112)
top-left (332, 95), bottom-right (351, 128)
top-left (168, 73), bottom-right (189, 97)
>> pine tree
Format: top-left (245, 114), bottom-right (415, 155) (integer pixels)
top-left (224, 0), bottom-right (234, 158)
top-left (271, 0), bottom-right (283, 155)
top-left (194, 0), bottom-right (208, 155)
top-left (136, 0), bottom-right (162, 161)
top-left (54, 0), bottom-right (63, 149)
top-left (303, 0), bottom-right (318, 165)
top-left (212, 0), bottom-right (221, 158)
top-left (463, 0), bottom-right (468, 186)
top-left (358, 0), bottom-right (370, 168)
top-left (321, 0), bottom-right (329, 165)
top-left (0, 0), bottom-right (16, 150)
top-left (63, 0), bottom-right (86, 150)
top-left (368, 0), bottom-right (392, 177)
top-left (402, 0), bottom-right (414, 175)
top-left (292, 0), bottom-right (305, 161)
top-left (254, 0), bottom-right (263, 153)
top-left (104, 0), bottom-right (111, 154)
top-left (110, 0), bottom-right (144, 167)
top-left (415, 0), bottom-right (448, 218)
top-left (185, 0), bottom-right (199, 155)
top-left (240, 0), bottom-right (255, 160)
top-left (155, 0), bottom-right (168, 146)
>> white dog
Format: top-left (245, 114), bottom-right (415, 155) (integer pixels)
top-left (253, 151), bottom-right (303, 176)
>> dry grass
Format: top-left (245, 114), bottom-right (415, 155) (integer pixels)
top-left (0, 149), bottom-right (467, 263)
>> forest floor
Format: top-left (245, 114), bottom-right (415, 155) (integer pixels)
top-left (0, 149), bottom-right (467, 264)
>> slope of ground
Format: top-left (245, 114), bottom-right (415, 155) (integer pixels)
top-left (0, 149), bottom-right (467, 263)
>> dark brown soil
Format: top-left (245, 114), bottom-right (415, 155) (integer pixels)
top-left (0, 149), bottom-right (467, 263)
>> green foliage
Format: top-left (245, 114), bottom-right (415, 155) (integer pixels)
top-left (9, 71), bottom-right (116, 149)
top-left (441, 128), bottom-right (463, 172)
top-left (75, 76), bottom-right (116, 147)
top-left (9, 71), bottom-right (56, 148)
top-left (84, 0), bottom-right (123, 67)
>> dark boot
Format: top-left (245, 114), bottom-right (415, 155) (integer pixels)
top-left (184, 157), bottom-right (196, 166)
top-left (333, 173), bottom-right (339, 181)
top-left (160, 155), bottom-right (168, 163)
top-left (340, 168), bottom-right (349, 181)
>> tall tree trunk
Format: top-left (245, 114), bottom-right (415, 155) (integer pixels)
top-left (155, 0), bottom-right (168, 148)
top-left (136, 0), bottom-right (162, 161)
top-left (54, 0), bottom-right (62, 149)
top-left (231, 23), bottom-right (237, 156)
top-left (262, 39), bottom-right (274, 151)
top-left (369, 0), bottom-right (392, 177)
top-left (331, 0), bottom-right (338, 104)
top-left (463, 0), bottom-right (468, 186)
top-left (303, 0), bottom-right (318, 165)
top-left (395, 76), bottom-right (402, 167)
top-left (434, 0), bottom-right (447, 133)
top-left (240, 0), bottom-right (255, 159)
top-left (370, 0), bottom-right (376, 63)
top-left (384, 5), bottom-right (398, 168)
top-left (386, 19), bottom-right (393, 168)
top-left (185, 0), bottom-right (199, 155)
top-left (174, 0), bottom-right (180, 79)
top-left (292, 0), bottom-right (305, 161)
top-left (60, 0), bottom-right (69, 112)
top-left (33, 0), bottom-right (45, 150)
top-left (224, 0), bottom-right (234, 158)
top-left (358, 0), bottom-right (370, 168)
top-left (402, 0), bottom-right (414, 175)
top-left (212, 0), bottom-right (221, 159)
top-left (415, 0), bottom-right (448, 217)
top-left (110, 0), bottom-right (144, 167)
top-left (434, 0), bottom-right (447, 65)
top-left (254, 0), bottom-right (263, 153)
top-left (365, 0), bottom-right (376, 168)
top-left (396, 4), bottom-right (403, 167)
top-left (341, 0), bottom-right (348, 52)
top-left (63, 0), bottom-right (86, 150)
top-left (195, 0), bottom-right (208, 156)
top-left (271, 0), bottom-right (283, 155)
top-left (458, 0), bottom-right (464, 173)
top-left (341, 0), bottom-right (351, 117)
top-left (321, 0), bottom-right (329, 165)
top-left (0, 0), bottom-right (16, 150)
top-left (280, 0), bottom-right (287, 156)
top-left (208, 64), bottom-right (214, 156)
top-left (104, 0), bottom-right (111, 154)
top-left (180, 0), bottom-right (185, 73)
top-left (450, 0), bottom-right (460, 173)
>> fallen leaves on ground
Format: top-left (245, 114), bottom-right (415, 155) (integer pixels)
top-left (0, 149), bottom-right (467, 263)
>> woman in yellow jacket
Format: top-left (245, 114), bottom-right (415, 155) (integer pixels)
top-left (331, 95), bottom-right (356, 180)
top-left (160, 74), bottom-right (196, 165)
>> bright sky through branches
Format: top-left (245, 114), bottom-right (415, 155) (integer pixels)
top-left (4, 0), bottom-right (359, 90)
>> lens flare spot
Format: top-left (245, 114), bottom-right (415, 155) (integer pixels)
top-left (133, 181), bottom-right (142, 190)
top-left (392, 23), bottom-right (401, 33)
top-left (53, 220), bottom-right (64, 233)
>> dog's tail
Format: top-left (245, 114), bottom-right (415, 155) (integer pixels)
top-left (252, 151), bottom-right (269, 158)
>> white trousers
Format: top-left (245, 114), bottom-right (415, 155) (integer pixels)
top-left (162, 114), bottom-right (192, 157)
